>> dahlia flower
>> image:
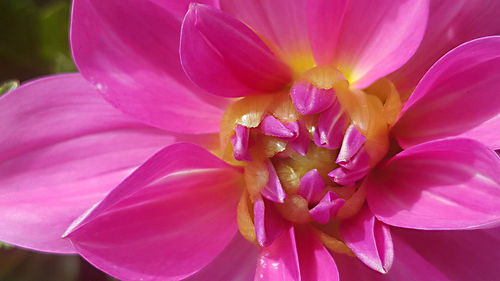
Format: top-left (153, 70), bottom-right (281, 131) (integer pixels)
top-left (1, 0), bottom-right (500, 280)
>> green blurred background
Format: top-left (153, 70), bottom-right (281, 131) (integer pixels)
top-left (1, 0), bottom-right (114, 280)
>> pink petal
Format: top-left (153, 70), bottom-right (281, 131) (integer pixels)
top-left (333, 0), bottom-right (429, 88)
top-left (220, 0), bottom-right (314, 69)
top-left (148, 0), bottom-right (219, 19)
top-left (333, 233), bottom-right (450, 281)
top-left (255, 227), bottom-right (300, 281)
top-left (231, 125), bottom-right (252, 161)
top-left (393, 226), bottom-right (500, 281)
top-left (64, 143), bottom-right (243, 281)
top-left (390, 0), bottom-right (500, 92)
top-left (71, 0), bottom-right (227, 134)
top-left (185, 233), bottom-right (258, 281)
top-left (0, 74), bottom-right (175, 254)
top-left (457, 115), bottom-right (500, 150)
top-left (393, 36), bottom-right (500, 149)
top-left (295, 226), bottom-right (340, 281)
top-left (290, 80), bottom-right (335, 115)
top-left (367, 138), bottom-right (500, 230)
top-left (254, 196), bottom-right (288, 247)
top-left (260, 160), bottom-right (287, 203)
top-left (307, 0), bottom-right (349, 66)
top-left (340, 205), bottom-right (393, 273)
top-left (180, 4), bottom-right (292, 97)
top-left (330, 125), bottom-right (371, 185)
top-left (310, 192), bottom-right (345, 224)
top-left (337, 125), bottom-right (366, 165)
top-left (313, 99), bottom-right (347, 150)
top-left (298, 169), bottom-right (325, 205)
top-left (258, 115), bottom-right (298, 141)
top-left (288, 120), bottom-right (311, 156)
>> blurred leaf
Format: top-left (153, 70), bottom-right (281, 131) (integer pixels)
top-left (0, 242), bottom-right (12, 249)
top-left (0, 80), bottom-right (19, 95)
top-left (38, 1), bottom-right (76, 73)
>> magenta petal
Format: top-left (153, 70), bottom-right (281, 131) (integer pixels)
top-left (367, 138), bottom-right (500, 230)
top-left (258, 115), bottom-right (298, 141)
top-left (393, 36), bottom-right (500, 149)
top-left (185, 233), bottom-right (258, 281)
top-left (255, 226), bottom-right (300, 281)
top-left (298, 169), bottom-right (325, 205)
top-left (307, 0), bottom-right (348, 66)
top-left (334, 0), bottom-right (429, 88)
top-left (390, 0), bottom-right (500, 92)
top-left (310, 192), bottom-right (345, 224)
top-left (290, 81), bottom-right (335, 115)
top-left (231, 125), bottom-right (252, 161)
top-left (295, 227), bottom-right (340, 281)
top-left (71, 0), bottom-right (227, 134)
top-left (288, 120), bottom-right (311, 156)
top-left (341, 205), bottom-right (393, 273)
top-left (180, 4), bottom-right (292, 97)
top-left (0, 74), bottom-right (175, 254)
top-left (254, 196), bottom-right (288, 247)
top-left (337, 125), bottom-right (366, 165)
top-left (220, 0), bottom-right (314, 67)
top-left (64, 143), bottom-right (242, 281)
top-left (333, 233), bottom-right (449, 281)
top-left (394, 226), bottom-right (500, 281)
top-left (313, 100), bottom-right (347, 150)
top-left (260, 161), bottom-right (287, 203)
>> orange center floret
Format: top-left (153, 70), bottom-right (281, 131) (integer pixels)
top-left (219, 66), bottom-right (402, 255)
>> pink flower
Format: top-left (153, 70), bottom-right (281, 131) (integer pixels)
top-left (1, 0), bottom-right (500, 280)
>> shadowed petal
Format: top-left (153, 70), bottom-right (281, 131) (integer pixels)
top-left (307, 0), bottom-right (349, 66)
top-left (393, 36), bottom-right (500, 149)
top-left (341, 205), bottom-right (394, 273)
top-left (333, 233), bottom-right (450, 281)
top-left (220, 0), bottom-right (315, 72)
top-left (180, 4), bottom-right (292, 97)
top-left (333, 0), bottom-right (429, 88)
top-left (0, 74), bottom-right (175, 254)
top-left (254, 227), bottom-right (300, 281)
top-left (65, 143), bottom-right (243, 281)
top-left (390, 0), bottom-right (500, 92)
top-left (295, 226), bottom-right (340, 281)
top-left (367, 138), bottom-right (500, 230)
top-left (185, 233), bottom-right (258, 281)
top-left (254, 196), bottom-right (288, 247)
top-left (71, 0), bottom-right (227, 133)
top-left (393, 226), bottom-right (500, 281)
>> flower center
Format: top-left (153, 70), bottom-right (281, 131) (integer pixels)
top-left (219, 66), bottom-right (401, 254)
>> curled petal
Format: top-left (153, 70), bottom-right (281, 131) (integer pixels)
top-left (295, 226), bottom-right (340, 281)
top-left (313, 100), bottom-right (347, 150)
top-left (298, 169), bottom-right (325, 205)
top-left (367, 138), bottom-right (500, 230)
top-left (180, 4), bottom-right (292, 97)
top-left (65, 143), bottom-right (243, 281)
top-left (290, 80), bottom-right (335, 115)
top-left (310, 192), bottom-right (345, 224)
top-left (254, 196), bottom-right (288, 247)
top-left (231, 125), bottom-right (252, 161)
top-left (341, 205), bottom-right (394, 273)
top-left (255, 226), bottom-right (300, 281)
top-left (393, 36), bottom-right (500, 149)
